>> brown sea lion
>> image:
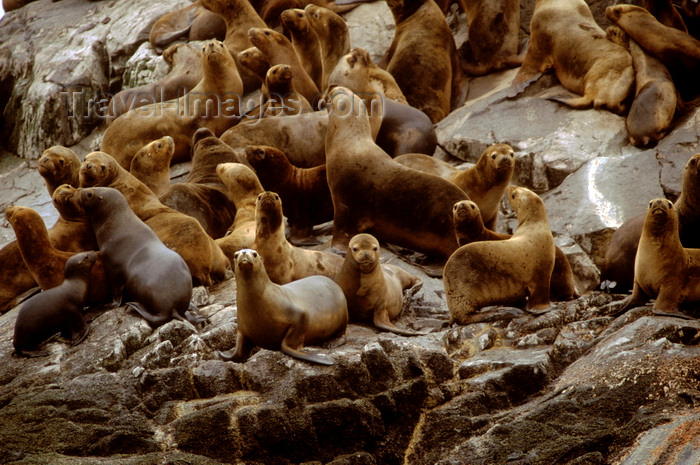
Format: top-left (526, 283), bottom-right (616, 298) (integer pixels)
top-left (108, 43), bottom-right (204, 118)
top-left (620, 198), bottom-right (700, 319)
top-left (79, 152), bottom-right (231, 286)
top-left (37, 146), bottom-right (81, 195)
top-left (679, 0), bottom-right (700, 39)
top-left (335, 233), bottom-right (423, 335)
top-left (13, 251), bottom-right (96, 357)
top-left (237, 46), bottom-right (270, 89)
top-left (158, 128), bottom-right (239, 239)
top-left (214, 163), bottom-right (264, 262)
top-left (129, 136), bottom-right (175, 196)
top-left (325, 87), bottom-right (468, 258)
top-left (50, 184), bottom-right (100, 254)
top-left (262, 64), bottom-right (313, 116)
top-left (76, 187), bottom-right (205, 327)
top-left (380, 0), bottom-right (464, 123)
top-left (445, 186), bottom-right (555, 325)
top-left (606, 4), bottom-right (700, 100)
top-left (281, 8), bottom-right (323, 92)
top-left (305, 4), bottom-right (351, 92)
top-left (259, 0), bottom-right (363, 29)
top-left (512, 0), bottom-right (634, 115)
top-left (395, 143), bottom-right (515, 229)
top-left (149, 0), bottom-right (227, 52)
top-left (101, 40), bottom-right (243, 170)
top-left (245, 145), bottom-right (332, 240)
top-left (643, 0), bottom-right (688, 32)
top-left (452, 200), bottom-right (577, 301)
top-left (605, 26), bottom-right (678, 148)
top-left (218, 248), bottom-right (348, 365)
top-left (253, 191), bottom-right (344, 284)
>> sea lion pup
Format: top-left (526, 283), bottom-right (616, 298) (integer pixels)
top-left (129, 136), bottom-right (175, 196)
top-left (158, 128), bottom-right (239, 239)
top-left (335, 233), bottom-right (424, 336)
top-left (602, 152), bottom-right (700, 292)
top-left (37, 146), bottom-right (81, 195)
top-left (218, 248), bottom-right (348, 365)
top-left (79, 152), bottom-right (231, 287)
top-left (643, 0), bottom-right (688, 32)
top-left (261, 64), bottom-right (313, 117)
top-left (281, 8), bottom-right (323, 92)
top-left (5, 206), bottom-right (109, 305)
top-left (245, 145), bottom-right (332, 241)
top-left (13, 251), bottom-right (96, 358)
top-left (108, 43), bottom-right (204, 119)
top-left (445, 186), bottom-right (556, 325)
top-left (325, 87), bottom-right (468, 258)
top-left (395, 143), bottom-right (515, 230)
top-left (606, 4), bottom-right (700, 100)
top-left (248, 27), bottom-right (320, 105)
top-left (200, 0), bottom-right (268, 93)
top-left (452, 200), bottom-right (577, 301)
top-left (458, 0), bottom-right (524, 76)
top-left (215, 163), bottom-right (264, 262)
top-left (75, 187), bottom-right (204, 328)
top-left (101, 40), bottom-right (243, 170)
top-left (379, 0), bottom-right (463, 123)
top-left (149, 0), bottom-right (227, 52)
top-left (304, 5), bottom-right (351, 92)
top-left (253, 191), bottom-right (344, 284)
top-left (605, 26), bottom-right (678, 148)
top-left (620, 198), bottom-right (700, 319)
top-left (511, 0), bottom-right (634, 116)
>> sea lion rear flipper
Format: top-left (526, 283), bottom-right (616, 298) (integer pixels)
top-left (373, 310), bottom-right (424, 336)
top-left (280, 324), bottom-right (335, 366)
top-left (461, 307), bottom-right (525, 324)
top-left (185, 302), bottom-right (207, 326)
top-left (546, 92), bottom-right (593, 109)
top-left (125, 302), bottom-right (172, 327)
top-left (219, 331), bottom-right (254, 363)
top-left (651, 308), bottom-right (694, 319)
top-left (15, 348), bottom-right (51, 358)
top-left (280, 342), bottom-right (335, 366)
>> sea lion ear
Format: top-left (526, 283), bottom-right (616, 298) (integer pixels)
top-left (668, 200), bottom-right (673, 208)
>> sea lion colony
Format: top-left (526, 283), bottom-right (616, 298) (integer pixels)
top-left (2, 0), bottom-right (699, 361)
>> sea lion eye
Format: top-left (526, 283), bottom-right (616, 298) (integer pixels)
top-left (59, 159), bottom-right (65, 166)
top-left (372, 246), bottom-right (378, 251)
top-left (251, 251), bottom-right (258, 258)
top-left (157, 143), bottom-right (162, 149)
top-left (352, 246), bottom-right (358, 252)
top-left (264, 30), bottom-right (270, 36)
top-left (273, 193), bottom-right (279, 200)
top-left (491, 153), bottom-right (497, 159)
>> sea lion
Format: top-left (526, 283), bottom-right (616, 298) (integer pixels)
top-left (37, 146), bottom-right (81, 195)
top-left (281, 8), bottom-right (323, 92)
top-left (601, 152), bottom-right (700, 292)
top-left (13, 251), bottom-right (96, 357)
top-left (459, 0), bottom-right (524, 76)
top-left (620, 198), bottom-right (700, 319)
top-left (261, 64), bottom-right (313, 116)
top-left (452, 200), bottom-right (577, 301)
top-left (79, 151), bottom-right (231, 286)
top-left (129, 136), bottom-right (175, 196)
top-left (158, 128), bottom-right (239, 239)
top-left (335, 233), bottom-right (423, 335)
top-left (149, 0), bottom-right (227, 51)
top-left (512, 0), bottom-right (634, 115)
top-left (253, 191), bottom-right (344, 284)
top-left (605, 26), bottom-right (678, 148)
top-left (395, 143), bottom-right (515, 229)
top-left (305, 5), bottom-right (351, 92)
top-left (380, 0), bottom-right (464, 123)
top-left (259, 0), bottom-right (363, 29)
top-left (215, 163), bottom-right (264, 262)
top-left (237, 47), bottom-right (270, 90)
top-left (218, 248), bottom-right (348, 365)
top-left (101, 40), bottom-right (243, 170)
top-left (325, 87), bottom-right (468, 257)
top-left (445, 186), bottom-right (555, 325)
top-left (76, 187), bottom-right (204, 327)
top-left (606, 4), bottom-right (700, 100)
top-left (245, 145), bottom-right (332, 240)
top-left (643, 0), bottom-right (688, 32)
top-left (108, 43), bottom-right (204, 118)
top-left (200, 0), bottom-right (268, 93)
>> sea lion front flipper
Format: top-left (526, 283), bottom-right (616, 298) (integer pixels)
top-left (651, 308), bottom-right (694, 319)
top-left (373, 309), bottom-right (424, 336)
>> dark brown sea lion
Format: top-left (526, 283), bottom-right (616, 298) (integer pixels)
top-left (129, 136), bottom-right (175, 196)
top-left (445, 186), bottom-right (555, 325)
top-left (37, 146), bottom-right (81, 195)
top-left (218, 248), bottom-right (348, 365)
top-left (643, 0), bottom-right (688, 32)
top-left (149, 0), bottom-right (227, 52)
top-left (13, 251), bottom-right (96, 358)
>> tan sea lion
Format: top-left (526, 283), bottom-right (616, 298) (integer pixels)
top-left (214, 163), bottom-right (264, 262)
top-left (237, 47), bottom-right (270, 91)
top-left (395, 143), bottom-right (515, 229)
top-left (158, 128), bottom-right (239, 239)
top-left (512, 0), bottom-right (634, 115)
top-left (325, 87), bottom-right (468, 258)
top-left (620, 198), bottom-right (700, 319)
top-left (101, 40), bottom-right (243, 170)
top-left (108, 43), bottom-right (204, 118)
top-left (37, 146), bottom-right (81, 195)
top-left (13, 252), bottom-right (96, 358)
top-left (261, 64), bottom-right (313, 116)
top-left (281, 8), bottom-right (323, 92)
top-left (76, 187), bottom-right (205, 327)
top-left (305, 5), bottom-right (351, 92)
top-left (149, 0), bottom-right (227, 51)
top-left (335, 233), bottom-right (424, 335)
top-left (79, 152), bottom-right (231, 286)
top-left (218, 248), bottom-right (348, 365)
top-left (452, 200), bottom-right (577, 301)
top-left (445, 186), bottom-right (556, 325)
top-left (245, 145), bottom-right (332, 240)
top-left (253, 191), bottom-right (344, 284)
top-left (129, 136), bottom-right (175, 196)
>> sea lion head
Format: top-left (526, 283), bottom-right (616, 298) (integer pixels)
top-left (237, 47), bottom-right (269, 79)
top-left (130, 136), bottom-right (175, 174)
top-left (77, 186), bottom-right (125, 215)
top-left (280, 8), bottom-right (307, 34)
top-left (216, 162), bottom-right (263, 202)
top-left (506, 186), bottom-right (547, 224)
top-left (201, 39), bottom-right (235, 71)
top-left (647, 198), bottom-right (675, 226)
top-left (79, 152), bottom-right (119, 187)
top-left (4, 205), bottom-right (26, 228)
top-left (266, 64), bottom-right (293, 87)
top-left (255, 191), bottom-right (283, 235)
top-left (452, 200), bottom-right (483, 243)
top-left (65, 251), bottom-right (98, 279)
top-left (192, 127), bottom-right (216, 147)
top-left (325, 86), bottom-right (371, 136)
top-left (233, 248), bottom-right (262, 275)
top-left (605, 26), bottom-right (629, 49)
top-left (348, 233), bottom-right (380, 273)
top-left (248, 28), bottom-right (287, 54)
top-left (482, 143), bottom-right (515, 178)
top-left (245, 145), bottom-right (287, 169)
top-left (52, 184), bottom-right (85, 220)
top-left (328, 48), bottom-right (371, 91)
top-left (37, 146), bottom-right (80, 182)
